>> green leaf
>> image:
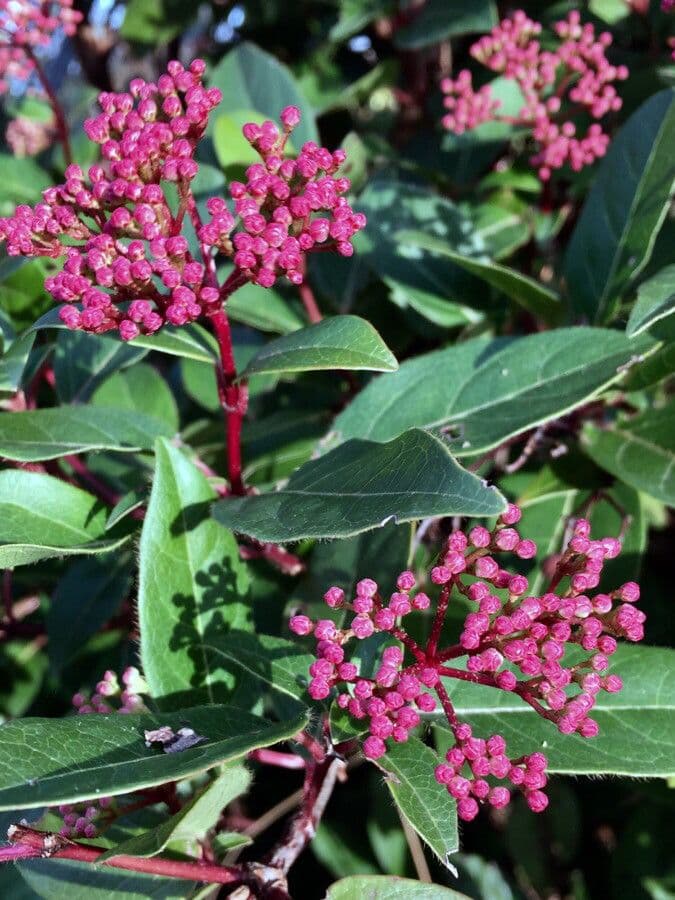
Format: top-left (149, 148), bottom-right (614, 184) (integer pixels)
top-left (120, 0), bottom-right (193, 44)
top-left (327, 876), bottom-right (471, 899)
top-left (377, 738), bottom-right (459, 865)
top-left (47, 554), bottom-right (133, 675)
top-left (213, 109), bottom-right (270, 169)
top-left (213, 428), bottom-right (506, 542)
top-left (581, 402), bottom-right (675, 506)
top-left (0, 536), bottom-right (130, 569)
top-left (0, 155), bottom-right (51, 211)
top-left (30, 309), bottom-right (217, 363)
top-left (329, 0), bottom-right (392, 42)
top-left (225, 280), bottom-right (304, 334)
top-left (399, 231), bottom-right (561, 322)
top-left (0, 705), bottom-right (307, 809)
top-left (99, 765), bottom-right (251, 861)
top-left (92, 364), bottom-right (179, 432)
top-left (435, 645), bottom-right (675, 776)
top-left (394, 0), bottom-right (497, 49)
top-left (240, 316), bottom-right (398, 378)
top-left (329, 328), bottom-right (654, 457)
top-left (0, 332), bottom-right (35, 393)
top-left (626, 265), bottom-right (675, 337)
top-left (54, 331), bottom-right (147, 403)
top-left (209, 43), bottom-right (318, 147)
top-left (0, 407), bottom-right (173, 462)
top-left (0, 470), bottom-right (112, 567)
top-left (385, 278), bottom-right (484, 330)
top-left (564, 89), bottom-right (675, 322)
top-left (18, 860), bottom-right (193, 900)
top-left (138, 439), bottom-right (252, 707)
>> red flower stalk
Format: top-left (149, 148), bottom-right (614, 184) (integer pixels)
top-left (441, 10), bottom-right (629, 180)
top-left (291, 504), bottom-right (645, 821)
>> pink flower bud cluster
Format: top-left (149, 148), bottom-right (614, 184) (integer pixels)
top-left (662, 0), bottom-right (675, 11)
top-left (441, 10), bottom-right (628, 179)
top-left (291, 503), bottom-right (644, 822)
top-left (5, 115), bottom-right (56, 157)
top-left (0, 60), bottom-right (223, 341)
top-left (198, 106), bottom-right (367, 288)
top-left (435, 730), bottom-right (548, 820)
top-left (71, 666), bottom-right (146, 715)
top-left (0, 0), bottom-right (81, 96)
top-left (56, 797), bottom-right (111, 839)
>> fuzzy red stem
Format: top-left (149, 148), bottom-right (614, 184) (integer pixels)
top-left (426, 582), bottom-right (452, 658)
top-left (6, 826), bottom-right (245, 885)
top-left (298, 280), bottom-right (322, 323)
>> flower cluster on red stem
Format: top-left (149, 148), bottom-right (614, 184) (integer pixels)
top-left (441, 10), bottom-right (629, 180)
top-left (291, 504), bottom-right (645, 821)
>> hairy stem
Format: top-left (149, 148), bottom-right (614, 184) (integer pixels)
top-left (426, 582), bottom-right (453, 658)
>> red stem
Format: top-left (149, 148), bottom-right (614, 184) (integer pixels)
top-left (298, 280), bottom-right (322, 324)
top-left (426, 582), bottom-right (452, 658)
top-left (65, 455), bottom-right (120, 507)
top-left (6, 825), bottom-right (245, 885)
top-left (433, 678), bottom-right (459, 730)
top-left (24, 47), bottom-right (72, 166)
top-left (249, 748), bottom-right (306, 770)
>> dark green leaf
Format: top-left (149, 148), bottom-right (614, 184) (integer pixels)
top-left (240, 316), bottom-right (398, 378)
top-left (394, 0), bottom-right (497, 49)
top-left (0, 332), bottom-right (35, 393)
top-left (92, 364), bottom-right (179, 432)
top-left (213, 428), bottom-right (506, 542)
top-left (138, 440), bottom-right (252, 706)
top-left (329, 0), bottom-right (392, 42)
top-left (377, 738), bottom-right (459, 864)
top-left (54, 332), bottom-right (147, 403)
top-left (209, 43), bottom-right (318, 146)
top-left (48, 554), bottom-right (133, 675)
top-left (385, 278), bottom-right (484, 330)
top-left (329, 329), bottom-right (654, 457)
top-left (400, 231), bottom-right (561, 322)
top-left (18, 859), bottom-right (193, 900)
top-left (120, 0), bottom-right (193, 44)
top-left (0, 705), bottom-right (307, 809)
top-left (564, 90), bottom-right (675, 322)
top-left (225, 280), bottom-right (303, 334)
top-left (626, 265), bottom-right (675, 337)
top-left (581, 402), bottom-right (675, 505)
top-left (0, 407), bottom-right (173, 462)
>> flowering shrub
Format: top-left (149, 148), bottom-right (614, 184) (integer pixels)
top-left (0, 4), bottom-right (673, 899)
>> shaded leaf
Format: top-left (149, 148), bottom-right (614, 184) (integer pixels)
top-left (394, 0), bottom-right (497, 49)
top-left (53, 332), bottom-right (147, 403)
top-left (18, 859), bottom-right (193, 900)
top-left (213, 428), bottom-right (506, 542)
top-left (626, 265), bottom-right (675, 337)
top-left (0, 705), bottom-right (307, 809)
top-left (92, 364), bottom-right (179, 432)
top-left (327, 875), bottom-right (471, 899)
top-left (564, 90), bottom-right (675, 322)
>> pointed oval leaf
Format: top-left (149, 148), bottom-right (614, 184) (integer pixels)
top-left (581, 402), bottom-right (675, 505)
top-left (0, 705), bottom-right (307, 810)
top-left (329, 328), bottom-right (654, 457)
top-left (138, 439), bottom-right (251, 707)
top-left (377, 738), bottom-right (459, 866)
top-left (564, 89), bottom-right (675, 322)
top-left (213, 428), bottom-right (506, 542)
top-left (0, 407), bottom-right (173, 462)
top-left (327, 876), bottom-right (471, 899)
top-left (626, 264), bottom-right (675, 337)
top-left (240, 316), bottom-right (398, 378)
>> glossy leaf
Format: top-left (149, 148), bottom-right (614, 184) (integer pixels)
top-left (436, 645), bottom-right (675, 776)
top-left (327, 876), bottom-right (471, 899)
top-left (626, 265), bottom-right (675, 337)
top-left (581, 402), bottom-right (675, 505)
top-left (225, 280), bottom-right (303, 334)
top-left (394, 0), bottom-right (497, 49)
top-left (213, 428), bottom-right (506, 542)
top-left (0, 332), bottom-right (35, 393)
top-left (0, 407), bottom-right (173, 462)
top-left (92, 364), bottom-right (179, 431)
top-left (53, 331), bottom-right (147, 404)
top-left (378, 738), bottom-right (459, 864)
top-left (209, 43), bottom-right (318, 146)
top-left (0, 705), bottom-right (307, 809)
top-left (100, 765), bottom-right (251, 860)
top-left (564, 90), bottom-right (675, 322)
top-left (400, 231), bottom-right (561, 322)
top-left (329, 329), bottom-right (654, 457)
top-left (0, 470), bottom-right (112, 567)
top-left (240, 316), bottom-right (398, 378)
top-left (138, 439), bottom-right (252, 706)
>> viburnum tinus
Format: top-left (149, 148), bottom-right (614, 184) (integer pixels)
top-left (0, 60), bottom-right (365, 340)
top-left (290, 504), bottom-right (645, 821)
top-left (441, 10), bottom-right (629, 180)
